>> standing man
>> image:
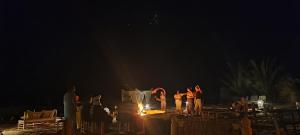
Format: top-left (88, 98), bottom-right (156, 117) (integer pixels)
top-left (194, 85), bottom-right (203, 115)
top-left (75, 95), bottom-right (82, 130)
top-left (92, 94), bottom-right (103, 133)
top-left (174, 91), bottom-right (186, 114)
top-left (160, 91), bottom-right (167, 111)
top-left (64, 85), bottom-right (77, 135)
top-left (186, 88), bottom-right (194, 115)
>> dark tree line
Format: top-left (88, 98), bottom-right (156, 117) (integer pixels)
top-left (221, 58), bottom-right (300, 103)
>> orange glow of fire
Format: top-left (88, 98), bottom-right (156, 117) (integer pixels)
top-left (137, 103), bottom-right (165, 116)
top-left (138, 103), bottom-right (146, 116)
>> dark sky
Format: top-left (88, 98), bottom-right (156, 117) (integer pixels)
top-left (3, 0), bottom-right (300, 107)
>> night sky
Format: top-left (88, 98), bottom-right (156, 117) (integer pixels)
top-left (3, 0), bottom-right (300, 107)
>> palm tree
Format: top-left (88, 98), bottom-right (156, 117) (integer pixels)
top-left (221, 62), bottom-right (252, 96)
top-left (249, 58), bottom-right (284, 102)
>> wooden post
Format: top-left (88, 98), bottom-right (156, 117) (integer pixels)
top-left (64, 119), bottom-right (72, 135)
top-left (171, 117), bottom-right (177, 135)
top-left (142, 119), bottom-right (145, 134)
top-left (91, 122), bottom-right (94, 133)
top-left (273, 119), bottom-right (281, 135)
top-left (118, 122), bottom-right (121, 133)
top-left (137, 118), bottom-right (145, 135)
top-left (127, 122), bottom-right (130, 132)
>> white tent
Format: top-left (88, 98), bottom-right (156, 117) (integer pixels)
top-left (121, 88), bottom-right (151, 104)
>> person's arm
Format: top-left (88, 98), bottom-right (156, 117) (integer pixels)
top-left (163, 90), bottom-right (166, 96)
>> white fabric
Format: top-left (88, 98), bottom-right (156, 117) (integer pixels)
top-left (121, 89), bottom-right (151, 104)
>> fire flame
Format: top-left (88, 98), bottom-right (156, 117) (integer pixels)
top-left (138, 103), bottom-right (143, 112)
top-left (138, 103), bottom-right (145, 116)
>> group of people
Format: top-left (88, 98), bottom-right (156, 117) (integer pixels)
top-left (63, 85), bottom-right (80, 135)
top-left (175, 85), bottom-right (203, 115)
top-left (63, 86), bottom-right (118, 135)
top-left (154, 85), bottom-right (204, 115)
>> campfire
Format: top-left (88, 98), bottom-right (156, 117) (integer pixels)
top-left (137, 103), bottom-right (165, 116)
top-left (138, 103), bottom-right (146, 116)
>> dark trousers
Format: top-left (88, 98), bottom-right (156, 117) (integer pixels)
top-left (187, 98), bottom-right (194, 114)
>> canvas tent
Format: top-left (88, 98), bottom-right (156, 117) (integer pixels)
top-left (121, 88), bottom-right (152, 105)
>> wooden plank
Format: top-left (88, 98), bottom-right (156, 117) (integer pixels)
top-left (171, 116), bottom-right (236, 135)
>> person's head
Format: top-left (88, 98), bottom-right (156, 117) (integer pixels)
top-left (195, 85), bottom-right (203, 93)
top-left (75, 95), bottom-right (80, 102)
top-left (176, 91), bottom-right (179, 94)
top-left (240, 97), bottom-right (245, 102)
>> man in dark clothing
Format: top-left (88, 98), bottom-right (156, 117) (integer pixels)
top-left (63, 85), bottom-right (77, 135)
top-left (194, 85), bottom-right (203, 115)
